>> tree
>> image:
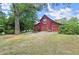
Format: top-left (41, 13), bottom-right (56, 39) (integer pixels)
top-left (68, 17), bottom-right (78, 23)
top-left (0, 4), bottom-right (6, 34)
top-left (12, 3), bottom-right (20, 34)
top-left (12, 3), bottom-right (38, 34)
top-left (19, 4), bottom-right (38, 32)
top-left (61, 18), bottom-right (67, 24)
top-left (59, 17), bottom-right (79, 34)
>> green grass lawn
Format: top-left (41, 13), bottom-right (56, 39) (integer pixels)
top-left (0, 32), bottom-right (79, 55)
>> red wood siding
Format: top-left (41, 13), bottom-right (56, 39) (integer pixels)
top-left (34, 15), bottom-right (61, 32)
top-left (34, 23), bottom-right (40, 31)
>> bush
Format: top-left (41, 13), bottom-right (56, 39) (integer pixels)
top-left (59, 22), bottom-right (79, 35)
top-left (5, 29), bottom-right (14, 34)
top-left (0, 25), bottom-right (5, 35)
top-left (5, 26), bottom-right (14, 34)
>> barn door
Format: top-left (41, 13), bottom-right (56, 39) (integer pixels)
top-left (52, 25), bottom-right (58, 32)
top-left (43, 25), bottom-right (47, 31)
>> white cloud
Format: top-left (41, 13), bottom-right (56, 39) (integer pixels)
top-left (76, 14), bottom-right (79, 19)
top-left (73, 10), bottom-right (79, 19)
top-left (60, 8), bottom-right (72, 20)
top-left (75, 10), bottom-right (79, 13)
top-left (38, 4), bottom-right (79, 20)
top-left (49, 10), bottom-right (62, 19)
top-left (65, 7), bottom-right (71, 12)
top-left (47, 3), bottom-right (53, 12)
top-left (45, 7), bottom-right (72, 20)
top-left (1, 4), bottom-right (10, 10)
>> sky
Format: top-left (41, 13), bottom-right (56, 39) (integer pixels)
top-left (37, 3), bottom-right (79, 20)
top-left (1, 3), bottom-right (79, 20)
top-left (1, 4), bottom-right (11, 15)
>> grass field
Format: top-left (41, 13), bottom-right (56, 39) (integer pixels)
top-left (0, 32), bottom-right (79, 55)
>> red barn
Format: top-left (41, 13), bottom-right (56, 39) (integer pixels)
top-left (34, 15), bottom-right (61, 32)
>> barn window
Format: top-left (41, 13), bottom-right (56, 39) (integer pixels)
top-left (43, 19), bottom-right (47, 24)
top-left (43, 19), bottom-right (46, 22)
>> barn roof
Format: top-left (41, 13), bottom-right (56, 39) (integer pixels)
top-left (34, 15), bottom-right (61, 25)
top-left (34, 20), bottom-right (39, 25)
top-left (40, 15), bottom-right (61, 25)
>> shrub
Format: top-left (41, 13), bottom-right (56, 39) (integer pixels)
top-left (5, 26), bottom-right (14, 34)
top-left (59, 22), bottom-right (79, 35)
top-left (5, 29), bottom-right (14, 34)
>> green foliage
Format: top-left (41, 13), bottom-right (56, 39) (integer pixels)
top-left (0, 13), bottom-right (15, 34)
top-left (7, 3), bottom-right (38, 34)
top-left (68, 17), bottom-right (78, 23)
top-left (61, 18), bottom-right (67, 24)
top-left (5, 29), bottom-right (14, 34)
top-left (59, 17), bottom-right (79, 35)
top-left (18, 4), bottom-right (38, 32)
top-left (0, 12), bottom-right (6, 34)
top-left (0, 3), bottom-right (39, 34)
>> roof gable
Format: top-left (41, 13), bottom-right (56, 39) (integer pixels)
top-left (40, 15), bottom-right (61, 25)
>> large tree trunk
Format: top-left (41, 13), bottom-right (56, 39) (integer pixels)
top-left (13, 3), bottom-right (20, 34)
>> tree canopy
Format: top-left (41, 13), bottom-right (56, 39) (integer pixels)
top-left (59, 17), bottom-right (79, 35)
